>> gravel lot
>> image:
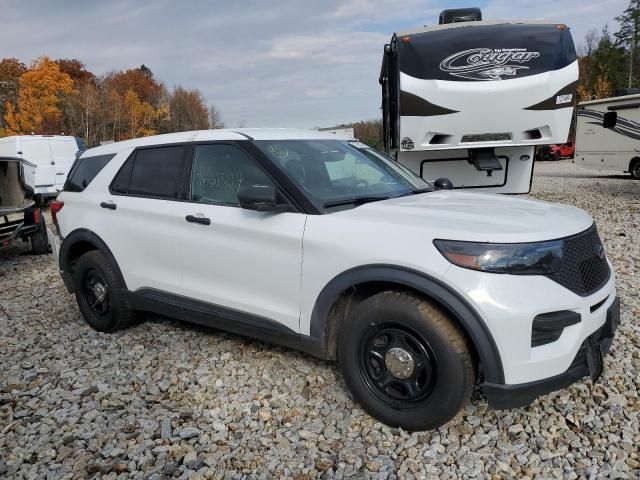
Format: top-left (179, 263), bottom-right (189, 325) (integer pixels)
top-left (1, 160), bottom-right (638, 479)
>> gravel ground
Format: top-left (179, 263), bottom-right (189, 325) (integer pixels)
top-left (0, 160), bottom-right (638, 479)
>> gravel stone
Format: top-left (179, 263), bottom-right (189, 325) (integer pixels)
top-left (0, 162), bottom-right (638, 478)
top-left (177, 427), bottom-right (201, 439)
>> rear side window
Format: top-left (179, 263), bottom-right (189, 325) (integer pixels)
top-left (111, 146), bottom-right (187, 199)
top-left (64, 154), bottom-right (115, 192)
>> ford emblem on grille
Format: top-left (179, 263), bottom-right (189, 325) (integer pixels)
top-left (595, 244), bottom-right (605, 259)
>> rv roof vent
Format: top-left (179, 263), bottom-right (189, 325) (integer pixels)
top-left (438, 7), bottom-right (482, 25)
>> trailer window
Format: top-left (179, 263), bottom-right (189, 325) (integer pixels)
top-left (64, 154), bottom-right (115, 192)
top-left (603, 112), bottom-right (617, 128)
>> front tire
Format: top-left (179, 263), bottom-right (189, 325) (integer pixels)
top-left (554, 151), bottom-right (561, 161)
top-left (631, 160), bottom-right (640, 179)
top-left (73, 251), bottom-right (134, 332)
top-left (339, 291), bottom-right (475, 431)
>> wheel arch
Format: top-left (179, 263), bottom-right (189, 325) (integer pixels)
top-left (59, 229), bottom-right (127, 293)
top-left (629, 156), bottom-right (640, 176)
top-left (309, 265), bottom-right (504, 384)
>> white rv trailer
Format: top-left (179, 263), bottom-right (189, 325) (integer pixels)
top-left (575, 93), bottom-right (640, 178)
top-left (380, 9), bottom-right (579, 193)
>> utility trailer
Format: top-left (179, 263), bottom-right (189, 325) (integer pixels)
top-left (575, 91), bottom-right (640, 178)
top-left (0, 156), bottom-right (49, 254)
top-left (380, 8), bottom-right (579, 193)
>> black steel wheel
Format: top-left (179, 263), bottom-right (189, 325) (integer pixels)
top-left (359, 325), bottom-right (437, 407)
top-left (81, 268), bottom-right (110, 316)
top-left (73, 250), bottom-right (135, 332)
top-left (339, 291), bottom-right (475, 431)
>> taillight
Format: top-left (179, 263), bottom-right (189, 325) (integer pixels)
top-left (50, 201), bottom-right (64, 231)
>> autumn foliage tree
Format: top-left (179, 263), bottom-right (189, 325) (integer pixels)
top-left (169, 87), bottom-right (209, 132)
top-left (3, 57), bottom-right (76, 135)
top-left (0, 58), bottom-right (222, 145)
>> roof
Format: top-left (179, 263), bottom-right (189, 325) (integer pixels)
top-left (82, 128), bottom-right (355, 157)
top-left (578, 93), bottom-right (640, 106)
top-left (0, 134), bottom-right (76, 141)
top-left (396, 19), bottom-right (565, 37)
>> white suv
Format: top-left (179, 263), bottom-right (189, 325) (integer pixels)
top-left (48, 129), bottom-right (620, 430)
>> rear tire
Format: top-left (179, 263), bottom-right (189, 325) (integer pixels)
top-left (30, 209), bottom-right (49, 255)
top-left (554, 151), bottom-right (561, 161)
top-left (73, 250), bottom-right (135, 332)
top-left (630, 160), bottom-right (640, 179)
top-left (338, 291), bottom-right (475, 431)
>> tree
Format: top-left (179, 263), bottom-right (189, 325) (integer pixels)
top-left (4, 57), bottom-right (76, 135)
top-left (0, 58), bottom-right (27, 130)
top-left (168, 87), bottom-right (209, 132)
top-left (615, 0), bottom-right (640, 87)
top-left (208, 104), bottom-right (224, 129)
top-left (55, 58), bottom-right (95, 85)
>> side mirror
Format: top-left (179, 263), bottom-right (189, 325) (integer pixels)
top-left (434, 177), bottom-right (454, 190)
top-left (238, 184), bottom-right (291, 212)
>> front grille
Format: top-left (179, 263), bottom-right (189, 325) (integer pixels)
top-left (548, 224), bottom-right (611, 296)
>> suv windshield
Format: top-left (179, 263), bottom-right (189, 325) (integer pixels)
top-left (255, 140), bottom-right (432, 209)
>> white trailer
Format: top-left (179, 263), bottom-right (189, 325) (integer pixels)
top-left (380, 9), bottom-right (579, 193)
top-left (575, 93), bottom-right (640, 178)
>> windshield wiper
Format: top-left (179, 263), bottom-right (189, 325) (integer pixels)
top-left (323, 196), bottom-right (390, 208)
top-left (392, 187), bottom-right (433, 198)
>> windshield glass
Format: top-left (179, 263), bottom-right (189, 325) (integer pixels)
top-left (255, 140), bottom-right (432, 208)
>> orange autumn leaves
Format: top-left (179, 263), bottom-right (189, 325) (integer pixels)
top-left (3, 57), bottom-right (75, 135)
top-left (0, 57), bottom-right (215, 146)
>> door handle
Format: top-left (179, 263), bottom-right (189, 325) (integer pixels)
top-left (185, 214), bottom-right (211, 225)
top-left (100, 202), bottom-right (117, 210)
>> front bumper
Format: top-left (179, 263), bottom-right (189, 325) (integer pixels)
top-left (483, 297), bottom-right (620, 409)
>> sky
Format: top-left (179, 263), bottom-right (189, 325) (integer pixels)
top-left (0, 0), bottom-right (629, 128)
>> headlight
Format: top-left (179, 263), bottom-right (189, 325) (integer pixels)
top-left (434, 239), bottom-right (563, 275)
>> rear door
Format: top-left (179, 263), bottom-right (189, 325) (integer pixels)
top-left (50, 138), bottom-right (78, 191)
top-left (20, 137), bottom-right (55, 191)
top-left (90, 145), bottom-right (189, 294)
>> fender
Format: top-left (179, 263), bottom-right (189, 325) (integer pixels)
top-left (58, 228), bottom-right (127, 294)
top-left (309, 264), bottom-right (505, 384)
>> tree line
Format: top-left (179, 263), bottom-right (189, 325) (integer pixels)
top-left (578, 0), bottom-right (640, 99)
top-left (0, 57), bottom-right (223, 146)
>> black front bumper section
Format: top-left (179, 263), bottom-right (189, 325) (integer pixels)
top-left (483, 297), bottom-right (620, 409)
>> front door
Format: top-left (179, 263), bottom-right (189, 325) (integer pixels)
top-left (173, 143), bottom-right (306, 333)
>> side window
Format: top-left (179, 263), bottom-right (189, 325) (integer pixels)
top-left (603, 112), bottom-right (617, 129)
top-left (190, 144), bottom-right (275, 206)
top-left (111, 154), bottom-right (134, 194)
top-left (127, 146), bottom-right (186, 198)
top-left (64, 154), bottom-right (115, 192)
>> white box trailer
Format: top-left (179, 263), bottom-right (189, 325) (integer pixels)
top-left (380, 9), bottom-right (579, 193)
top-left (575, 93), bottom-right (640, 178)
top-left (0, 135), bottom-right (83, 201)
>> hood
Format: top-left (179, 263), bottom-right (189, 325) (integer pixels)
top-left (337, 191), bottom-right (593, 243)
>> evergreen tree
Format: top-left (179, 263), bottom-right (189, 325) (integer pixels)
top-left (615, 0), bottom-right (640, 87)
